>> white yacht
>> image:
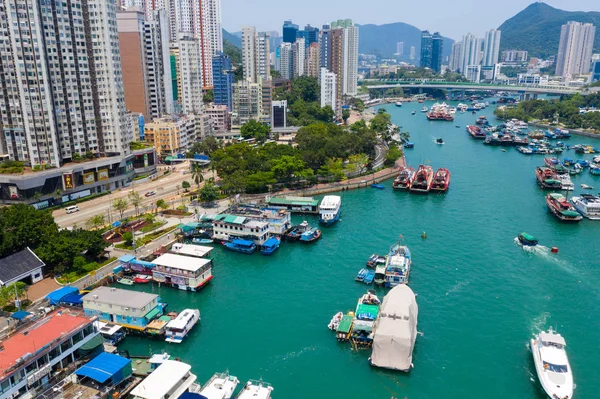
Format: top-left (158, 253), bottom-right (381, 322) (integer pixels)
top-left (319, 195), bottom-right (341, 226)
top-left (571, 194), bottom-right (600, 220)
top-left (235, 380), bottom-right (273, 399)
top-left (420, 106), bottom-right (428, 112)
top-left (556, 174), bottom-right (574, 191)
top-left (165, 308), bottom-right (200, 343)
top-left (131, 360), bottom-right (198, 399)
top-left (531, 328), bottom-right (574, 399)
top-left (199, 371), bottom-right (240, 399)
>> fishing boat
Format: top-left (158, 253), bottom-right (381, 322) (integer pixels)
top-left (117, 277), bottom-right (134, 286)
top-left (199, 371), bottom-right (240, 399)
top-left (366, 254), bottom-right (386, 268)
top-left (284, 221), bottom-right (310, 241)
top-left (466, 125), bottom-right (487, 139)
top-left (517, 233), bottom-right (538, 247)
top-left (351, 291), bottom-right (381, 349)
top-left (192, 237), bottom-right (213, 244)
top-left (403, 141), bottom-right (415, 148)
top-left (435, 138), bottom-right (444, 145)
top-left (392, 167), bottom-right (415, 190)
top-left (581, 184), bottom-right (594, 190)
top-left (300, 228), bottom-right (322, 243)
top-left (384, 243), bottom-right (412, 287)
top-left (530, 328), bottom-right (574, 399)
top-left (327, 312), bottom-right (343, 331)
top-left (165, 309), bottom-right (200, 343)
top-left (529, 130), bottom-right (545, 139)
top-left (409, 164), bottom-right (434, 193)
top-left (319, 195), bottom-right (341, 226)
top-left (556, 174), bottom-right (574, 191)
top-left (223, 238), bottom-right (257, 254)
top-left (569, 163), bottom-right (583, 175)
top-left (430, 168), bottom-right (451, 192)
top-left (260, 236), bottom-right (280, 255)
top-left (475, 115), bottom-right (488, 125)
top-left (236, 380), bottom-right (274, 399)
top-left (546, 193), bottom-right (583, 222)
top-left (571, 195), bottom-right (600, 220)
top-left (133, 274), bottom-right (153, 284)
top-left (517, 146), bottom-right (533, 154)
top-left (336, 313), bottom-right (353, 341)
top-left (535, 167), bottom-right (562, 190)
top-left (371, 183), bottom-right (385, 189)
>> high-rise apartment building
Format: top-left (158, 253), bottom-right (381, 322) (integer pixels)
top-left (556, 21), bottom-right (596, 79)
top-left (232, 80), bottom-right (262, 125)
top-left (320, 68), bottom-right (337, 110)
top-left (396, 42), bottom-right (404, 56)
top-left (212, 52), bottom-right (234, 110)
top-left (501, 50), bottom-right (528, 63)
top-left (171, 36), bottom-right (203, 114)
top-left (482, 29), bottom-right (502, 66)
top-left (449, 42), bottom-right (463, 72)
top-left (319, 25), bottom-right (332, 72)
top-left (145, 10), bottom-right (175, 119)
top-left (420, 31), bottom-right (433, 69)
top-left (327, 19), bottom-right (359, 98)
top-left (242, 27), bottom-right (271, 83)
top-left (283, 20), bottom-right (299, 43)
top-left (293, 38), bottom-right (306, 78)
top-left (0, 0), bottom-right (129, 166)
top-left (305, 43), bottom-right (321, 78)
top-left (410, 46), bottom-right (416, 60)
top-left (330, 28), bottom-right (345, 106)
top-left (459, 33), bottom-right (483, 80)
top-left (279, 43), bottom-right (294, 80)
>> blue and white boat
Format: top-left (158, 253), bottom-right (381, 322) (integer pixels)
top-left (384, 243), bottom-right (412, 287)
top-left (223, 238), bottom-right (257, 254)
top-left (165, 308), bottom-right (200, 343)
top-left (300, 228), bottom-right (322, 243)
top-left (192, 237), bottom-right (213, 244)
top-left (260, 237), bottom-right (281, 255)
top-left (371, 183), bottom-right (385, 189)
top-left (319, 195), bottom-right (341, 226)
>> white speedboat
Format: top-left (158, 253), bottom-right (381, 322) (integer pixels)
top-left (556, 174), bottom-right (574, 191)
top-left (200, 371), bottom-right (239, 399)
top-left (581, 184), bottom-right (594, 190)
top-left (165, 308), bottom-right (200, 343)
top-left (235, 380), bottom-right (273, 399)
top-left (420, 106), bottom-right (428, 112)
top-left (571, 194), bottom-right (600, 220)
top-left (531, 328), bottom-right (574, 399)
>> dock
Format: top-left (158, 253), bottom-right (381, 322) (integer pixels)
top-left (266, 196), bottom-right (320, 214)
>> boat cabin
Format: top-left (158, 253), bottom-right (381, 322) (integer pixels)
top-left (170, 243), bottom-right (213, 258)
top-left (336, 315), bottom-right (353, 342)
top-left (94, 321), bottom-right (125, 346)
top-left (165, 309), bottom-right (200, 343)
top-left (212, 214), bottom-right (270, 245)
top-left (152, 253), bottom-right (213, 292)
top-left (130, 360), bottom-right (198, 399)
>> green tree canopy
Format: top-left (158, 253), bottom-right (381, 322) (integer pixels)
top-left (199, 182), bottom-right (219, 203)
top-left (240, 120), bottom-right (271, 143)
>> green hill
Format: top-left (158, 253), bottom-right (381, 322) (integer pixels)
top-left (223, 29), bottom-right (241, 48)
top-left (499, 2), bottom-right (600, 59)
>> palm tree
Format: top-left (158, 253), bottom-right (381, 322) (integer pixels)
top-left (191, 163), bottom-right (204, 191)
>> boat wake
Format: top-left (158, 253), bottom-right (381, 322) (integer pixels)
top-left (445, 280), bottom-right (470, 296)
top-left (514, 238), bottom-right (576, 276)
top-left (529, 312), bottom-right (551, 336)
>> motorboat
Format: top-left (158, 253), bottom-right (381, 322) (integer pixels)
top-left (260, 236), bottom-right (281, 255)
top-left (395, 102), bottom-right (402, 107)
top-left (371, 183), bottom-right (385, 189)
top-left (223, 239), bottom-right (257, 254)
top-left (327, 312), bottom-right (343, 331)
top-left (467, 125), bottom-right (487, 139)
top-left (546, 193), bottom-right (583, 222)
top-left (384, 243), bottom-right (412, 287)
top-left (284, 221), bottom-right (310, 241)
top-left (236, 380), bottom-right (274, 399)
top-left (430, 168), bottom-right (451, 192)
top-left (411, 111), bottom-right (416, 115)
top-left (569, 164), bottom-right (583, 175)
top-left (435, 138), bottom-right (444, 145)
top-left (409, 164), bottom-right (434, 193)
top-left (95, 321), bottom-right (126, 346)
top-left (403, 142), bottom-right (415, 148)
top-left (300, 228), bottom-right (322, 243)
top-left (117, 277), bottom-right (134, 286)
top-left (531, 328), bottom-right (573, 399)
top-left (165, 308), bottom-right (200, 343)
top-left (590, 164), bottom-right (600, 175)
top-left (581, 184), bottom-right (594, 190)
top-left (200, 371), bottom-right (240, 399)
top-left (571, 194), bottom-right (600, 220)
top-left (420, 106), bottom-right (428, 112)
top-left (556, 174), bottom-right (574, 191)
top-left (393, 167), bottom-right (415, 190)
top-left (517, 233), bottom-right (538, 247)
top-left (319, 195), bottom-right (341, 226)
top-left (536, 167), bottom-right (562, 190)
top-left (134, 274), bottom-right (153, 284)
top-left (374, 262), bottom-right (386, 286)
top-left (366, 254), bottom-right (386, 268)
top-left (192, 237), bottom-right (213, 244)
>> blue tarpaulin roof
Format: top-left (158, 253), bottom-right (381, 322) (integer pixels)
top-left (130, 259), bottom-right (155, 268)
top-left (75, 353), bottom-right (131, 384)
top-left (11, 310), bottom-right (31, 320)
top-left (60, 292), bottom-right (84, 305)
top-left (46, 286), bottom-right (79, 305)
top-left (118, 254), bottom-right (136, 263)
top-left (180, 394), bottom-right (207, 399)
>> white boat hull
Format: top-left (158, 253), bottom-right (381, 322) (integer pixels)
top-left (531, 338), bottom-right (574, 399)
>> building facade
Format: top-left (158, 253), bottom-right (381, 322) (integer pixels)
top-left (145, 10), bottom-right (175, 119)
top-left (556, 21), bottom-right (596, 79)
top-left (0, 0), bottom-right (129, 167)
top-left (331, 19), bottom-right (359, 97)
top-left (205, 105), bottom-right (231, 132)
top-left (279, 43), bottom-right (294, 80)
top-left (242, 27), bottom-right (271, 83)
top-left (282, 20), bottom-right (299, 43)
top-left (420, 31), bottom-right (433, 69)
top-left (212, 52), bottom-right (234, 110)
top-left (501, 50), bottom-right (528, 63)
top-left (460, 33), bottom-right (483, 80)
top-left (144, 114), bottom-right (208, 156)
top-left (232, 80), bottom-right (262, 126)
top-left (171, 36), bottom-right (203, 114)
top-left (305, 42), bottom-right (321, 78)
top-left (431, 32), bottom-right (444, 73)
top-left (293, 38), bottom-right (306, 78)
top-left (319, 25), bottom-right (332, 72)
top-left (320, 68), bottom-right (337, 110)
top-left (272, 101), bottom-right (287, 128)
top-left (482, 29), bottom-right (502, 67)
top-left (449, 42), bottom-right (463, 72)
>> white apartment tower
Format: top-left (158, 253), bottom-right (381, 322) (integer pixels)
top-left (320, 68), bottom-right (337, 110)
top-left (342, 24), bottom-right (359, 96)
top-left (242, 27), bottom-right (271, 83)
top-left (0, 0), bottom-right (129, 166)
top-left (145, 10), bottom-right (175, 118)
top-left (279, 43), bottom-right (294, 80)
top-left (293, 38), bottom-right (306, 78)
top-left (172, 36), bottom-right (204, 114)
top-left (460, 33), bottom-right (483, 79)
top-left (449, 42), bottom-right (463, 72)
top-left (482, 29), bottom-right (502, 67)
top-left (232, 80), bottom-right (262, 125)
top-left (556, 21), bottom-right (596, 79)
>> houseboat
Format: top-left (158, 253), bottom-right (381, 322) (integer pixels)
top-left (319, 195), bottom-right (342, 225)
top-left (571, 194), bottom-right (600, 220)
top-left (152, 253), bottom-right (213, 291)
top-left (212, 214), bottom-right (270, 246)
top-left (385, 244), bottom-right (412, 287)
top-left (199, 371), bottom-right (240, 399)
top-left (266, 196), bottom-right (320, 214)
top-left (535, 167), bottom-right (562, 190)
top-left (230, 205), bottom-right (292, 236)
top-left (430, 168), bottom-right (450, 192)
top-left (130, 360), bottom-right (199, 399)
top-left (546, 193), bottom-right (583, 222)
top-left (260, 236), bottom-right (281, 255)
top-left (351, 291), bottom-right (381, 349)
top-left (165, 308), bottom-right (200, 343)
top-left (336, 314), bottom-right (354, 342)
top-left (392, 167), bottom-right (415, 190)
top-left (236, 380), bottom-right (274, 399)
top-left (409, 165), bottom-right (434, 193)
top-left (145, 315), bottom-right (174, 338)
top-left (94, 321), bottom-right (125, 347)
top-left (223, 238), bottom-right (257, 254)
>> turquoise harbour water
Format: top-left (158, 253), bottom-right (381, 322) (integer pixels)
top-left (119, 100), bottom-right (600, 399)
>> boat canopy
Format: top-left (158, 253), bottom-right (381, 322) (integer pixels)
top-left (356, 304), bottom-right (379, 321)
top-left (519, 233), bottom-right (537, 242)
top-left (46, 286), bottom-right (79, 305)
top-left (231, 238), bottom-right (255, 247)
top-left (540, 332), bottom-right (566, 346)
top-left (371, 285), bottom-right (418, 371)
top-left (336, 315), bottom-right (353, 333)
top-left (262, 237), bottom-right (279, 248)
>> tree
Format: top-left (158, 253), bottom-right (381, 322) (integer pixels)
top-left (318, 158), bottom-right (346, 182)
top-left (385, 146), bottom-right (403, 167)
top-left (240, 120), bottom-right (271, 143)
top-left (86, 214), bottom-right (105, 230)
top-left (245, 171), bottom-right (277, 193)
top-left (270, 68), bottom-right (281, 79)
top-left (270, 155), bottom-right (306, 183)
top-left (203, 89), bottom-right (214, 104)
top-left (122, 232), bottom-right (134, 247)
top-left (191, 163), bottom-right (204, 190)
top-left (112, 198), bottom-right (128, 220)
top-left (144, 213), bottom-right (156, 224)
top-left (199, 182), bottom-right (219, 204)
top-left (0, 204), bottom-right (58, 258)
top-left (32, 192), bottom-right (42, 204)
top-left (156, 199), bottom-right (169, 212)
top-left (182, 181), bottom-right (191, 192)
top-left (128, 191), bottom-right (142, 217)
top-left (0, 282), bottom-right (28, 307)
top-left (342, 108), bottom-right (351, 124)
top-left (347, 154), bottom-right (370, 176)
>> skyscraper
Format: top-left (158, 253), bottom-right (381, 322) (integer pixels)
top-left (279, 43), bottom-right (294, 80)
top-left (330, 19), bottom-right (359, 97)
top-left (420, 31), bottom-right (433, 69)
top-left (396, 42), bottom-right (404, 56)
top-left (302, 25), bottom-right (320, 46)
top-left (556, 21), bottom-right (596, 79)
top-left (305, 43), bottom-right (321, 78)
top-left (283, 20), bottom-right (299, 44)
top-left (293, 38), bottom-right (306, 78)
top-left (212, 52), bottom-right (234, 110)
top-left (319, 25), bottom-right (332, 71)
top-left (482, 29), bottom-right (502, 66)
top-left (0, 0), bottom-right (129, 166)
top-left (410, 46), bottom-right (416, 60)
top-left (242, 27), bottom-right (271, 83)
top-left (145, 10), bottom-right (175, 119)
top-left (431, 32), bottom-right (444, 73)
top-left (449, 42), bottom-right (463, 72)
top-left (459, 33), bottom-right (483, 79)
top-left (171, 36), bottom-right (204, 114)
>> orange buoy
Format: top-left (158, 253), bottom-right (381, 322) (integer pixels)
top-left (551, 247), bottom-right (559, 253)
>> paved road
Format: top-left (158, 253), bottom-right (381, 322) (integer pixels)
top-left (373, 141), bottom-right (388, 170)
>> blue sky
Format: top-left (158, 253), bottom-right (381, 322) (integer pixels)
top-left (222, 0), bottom-right (598, 40)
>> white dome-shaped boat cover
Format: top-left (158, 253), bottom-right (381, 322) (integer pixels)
top-left (370, 285), bottom-right (418, 371)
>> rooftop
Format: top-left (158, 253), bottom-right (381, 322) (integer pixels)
top-left (82, 286), bottom-right (158, 309)
top-left (267, 196), bottom-right (319, 206)
top-left (0, 247), bottom-right (45, 285)
top-left (152, 253), bottom-right (212, 272)
top-left (130, 360), bottom-right (192, 399)
top-left (0, 309), bottom-right (92, 379)
top-left (170, 243), bottom-right (213, 258)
